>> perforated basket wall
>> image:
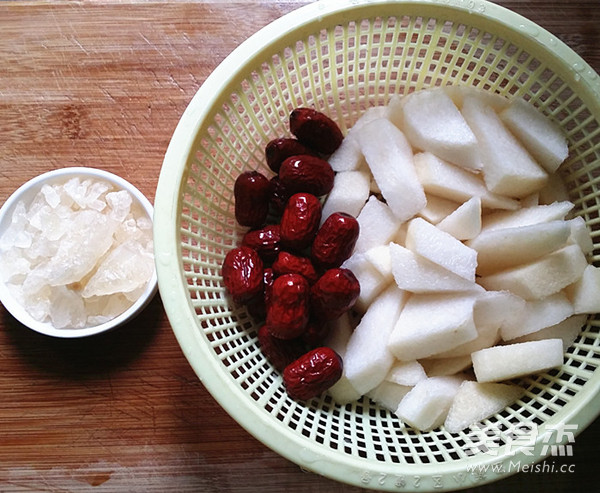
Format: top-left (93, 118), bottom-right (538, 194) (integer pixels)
top-left (154, 0), bottom-right (600, 490)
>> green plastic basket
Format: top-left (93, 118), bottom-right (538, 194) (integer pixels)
top-left (154, 0), bottom-right (600, 490)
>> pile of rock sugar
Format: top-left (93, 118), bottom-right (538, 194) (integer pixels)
top-left (0, 177), bottom-right (155, 329)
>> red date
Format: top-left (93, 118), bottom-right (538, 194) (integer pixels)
top-left (289, 107), bottom-right (344, 155)
top-left (272, 251), bottom-right (318, 284)
top-left (222, 246), bottom-right (264, 304)
top-left (280, 192), bottom-right (322, 250)
top-left (283, 346), bottom-right (343, 400)
top-left (266, 273), bottom-right (310, 339)
top-left (234, 170), bottom-right (271, 228)
top-left (279, 155), bottom-right (335, 197)
top-left (242, 224), bottom-right (281, 263)
top-left (311, 268), bottom-right (360, 321)
top-left (265, 137), bottom-right (316, 173)
top-left (312, 212), bottom-right (359, 269)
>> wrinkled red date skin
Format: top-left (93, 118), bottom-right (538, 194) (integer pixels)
top-left (266, 273), bottom-right (310, 339)
top-left (272, 251), bottom-right (318, 284)
top-left (289, 107), bottom-right (344, 155)
top-left (242, 224), bottom-right (281, 263)
top-left (311, 268), bottom-right (360, 321)
top-left (283, 346), bottom-right (343, 400)
top-left (257, 324), bottom-right (307, 372)
top-left (312, 212), bottom-right (360, 269)
top-left (234, 170), bottom-right (271, 228)
top-left (279, 155), bottom-right (335, 197)
top-left (265, 137), bottom-right (316, 173)
top-left (222, 246), bottom-right (264, 304)
top-left (280, 192), bottom-right (322, 250)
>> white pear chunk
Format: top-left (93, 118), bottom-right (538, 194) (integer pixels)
top-left (511, 314), bottom-right (587, 351)
top-left (353, 196), bottom-right (402, 253)
top-left (344, 284), bottom-right (409, 395)
top-left (389, 243), bottom-right (484, 294)
top-left (321, 169), bottom-right (371, 222)
top-left (436, 196), bottom-right (482, 240)
top-left (444, 85), bottom-right (511, 112)
top-left (461, 95), bottom-right (548, 198)
top-left (367, 381), bottom-right (412, 412)
top-left (326, 107), bottom-right (390, 172)
top-left (324, 312), bottom-right (362, 404)
top-left (388, 293), bottom-right (478, 361)
top-left (395, 375), bottom-right (465, 431)
top-left (474, 290), bottom-right (527, 332)
top-left (565, 264), bottom-right (600, 314)
top-left (363, 244), bottom-right (393, 279)
top-left (472, 339), bottom-right (564, 383)
top-left (405, 217), bottom-right (478, 281)
top-left (414, 152), bottom-right (520, 211)
top-left (433, 325), bottom-right (500, 359)
top-left (400, 88), bottom-right (482, 171)
top-left (328, 135), bottom-right (365, 172)
top-left (499, 292), bottom-right (574, 341)
top-left (444, 381), bottom-right (524, 433)
top-left (480, 201), bottom-right (574, 233)
top-left (385, 360), bottom-right (427, 386)
top-left (567, 216), bottom-right (594, 255)
top-left (418, 194), bottom-right (461, 224)
top-left (420, 355), bottom-right (473, 377)
top-left (467, 220), bottom-right (571, 275)
top-left (356, 118), bottom-right (427, 221)
top-left (341, 252), bottom-right (390, 313)
top-left (499, 98), bottom-right (568, 173)
top-left (478, 244), bottom-right (588, 300)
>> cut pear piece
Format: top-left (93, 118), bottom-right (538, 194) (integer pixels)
top-left (478, 244), bottom-right (588, 300)
top-left (356, 118), bottom-right (426, 221)
top-left (499, 98), bottom-right (568, 173)
top-left (321, 169), bottom-right (371, 222)
top-left (395, 375), bottom-right (465, 431)
top-left (342, 252), bottom-right (390, 313)
top-left (499, 292), bottom-right (574, 341)
top-left (444, 85), bottom-right (511, 112)
top-left (388, 293), bottom-right (478, 361)
top-left (400, 88), bottom-right (482, 171)
top-left (461, 95), bottom-right (548, 198)
top-left (354, 196), bottom-right (402, 253)
top-left (467, 220), bottom-right (571, 275)
top-left (444, 381), bottom-right (524, 433)
top-left (389, 243), bottom-right (484, 294)
top-left (385, 360), bottom-right (427, 386)
top-left (565, 264), bottom-right (600, 314)
top-left (343, 284), bottom-right (409, 395)
top-left (436, 196), bottom-right (482, 240)
top-left (472, 339), bottom-right (564, 383)
top-left (480, 201), bottom-right (574, 233)
top-left (418, 194), bottom-right (461, 224)
top-left (511, 314), bottom-right (587, 351)
top-left (367, 381), bottom-right (412, 412)
top-left (414, 152), bottom-right (520, 211)
top-left (405, 217), bottom-right (477, 281)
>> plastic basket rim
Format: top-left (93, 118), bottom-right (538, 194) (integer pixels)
top-left (153, 0), bottom-right (600, 490)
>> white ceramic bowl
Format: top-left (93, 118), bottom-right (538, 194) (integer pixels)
top-left (0, 167), bottom-right (157, 338)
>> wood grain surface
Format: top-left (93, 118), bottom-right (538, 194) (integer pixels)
top-left (1, 1), bottom-right (599, 492)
